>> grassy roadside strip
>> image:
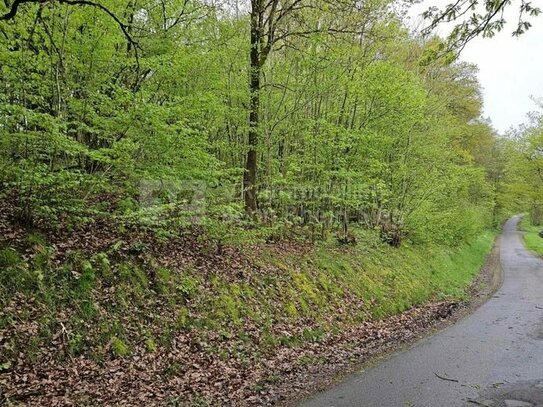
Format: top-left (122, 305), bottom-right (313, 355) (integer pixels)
top-left (258, 229), bottom-right (498, 325)
top-left (518, 217), bottom-right (543, 256)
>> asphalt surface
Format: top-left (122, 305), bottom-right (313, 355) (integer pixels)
top-left (298, 216), bottom-right (543, 407)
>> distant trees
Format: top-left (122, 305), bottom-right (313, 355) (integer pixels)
top-left (500, 113), bottom-right (543, 225)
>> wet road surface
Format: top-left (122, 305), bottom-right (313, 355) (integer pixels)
top-left (298, 217), bottom-right (543, 407)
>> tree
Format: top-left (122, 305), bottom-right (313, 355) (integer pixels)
top-left (244, 0), bottom-right (317, 213)
top-left (242, 0), bottom-right (384, 214)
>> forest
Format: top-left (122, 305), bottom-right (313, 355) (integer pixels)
top-left (0, 0), bottom-right (542, 406)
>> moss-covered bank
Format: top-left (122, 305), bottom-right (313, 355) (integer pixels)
top-left (1, 228), bottom-right (496, 368)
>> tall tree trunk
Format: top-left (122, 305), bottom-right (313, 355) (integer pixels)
top-left (244, 2), bottom-right (261, 214)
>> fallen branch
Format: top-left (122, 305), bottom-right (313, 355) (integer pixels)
top-left (466, 399), bottom-right (493, 407)
top-left (434, 372), bottom-right (459, 382)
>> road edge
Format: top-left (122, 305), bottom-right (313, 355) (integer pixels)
top-left (282, 232), bottom-right (504, 407)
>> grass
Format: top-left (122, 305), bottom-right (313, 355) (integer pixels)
top-left (249, 228), bottom-right (497, 325)
top-left (519, 216), bottom-right (543, 256)
top-left (312, 229), bottom-right (496, 318)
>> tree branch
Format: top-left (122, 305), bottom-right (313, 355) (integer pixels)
top-left (0, 0), bottom-right (35, 20)
top-left (1, 0), bottom-right (139, 54)
top-left (59, 0), bottom-right (139, 51)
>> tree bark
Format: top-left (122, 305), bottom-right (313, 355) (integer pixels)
top-left (244, 1), bottom-right (262, 214)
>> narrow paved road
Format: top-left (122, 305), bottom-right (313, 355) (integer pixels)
top-left (299, 217), bottom-right (543, 407)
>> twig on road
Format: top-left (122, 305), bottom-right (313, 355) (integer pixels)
top-left (434, 372), bottom-right (459, 382)
top-left (466, 399), bottom-right (493, 407)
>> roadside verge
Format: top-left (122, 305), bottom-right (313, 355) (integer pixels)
top-left (279, 234), bottom-right (503, 407)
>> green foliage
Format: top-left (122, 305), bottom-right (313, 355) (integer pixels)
top-left (94, 252), bottom-right (113, 280)
top-left (175, 306), bottom-right (191, 330)
top-left (519, 216), bottom-right (543, 256)
top-left (0, 0), bottom-right (503, 245)
top-left (156, 267), bottom-right (173, 294)
top-left (79, 261), bottom-right (96, 294)
top-left (501, 114), bottom-right (543, 222)
top-left (0, 247), bottom-right (39, 296)
top-left (0, 223), bottom-right (495, 368)
top-left (176, 274), bottom-right (200, 298)
top-left (145, 336), bottom-right (157, 353)
top-left (0, 247), bottom-right (21, 268)
top-left (302, 328), bottom-right (326, 343)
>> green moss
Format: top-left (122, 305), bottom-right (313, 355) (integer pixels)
top-left (175, 306), bottom-right (190, 329)
top-left (291, 272), bottom-right (321, 306)
top-left (32, 245), bottom-right (53, 270)
top-left (0, 247), bottom-right (39, 294)
top-left (78, 260), bottom-right (96, 293)
top-left (261, 330), bottom-right (278, 349)
top-left (284, 301), bottom-right (298, 317)
top-left (279, 334), bottom-right (301, 347)
top-left (118, 263), bottom-right (148, 290)
top-left (68, 333), bottom-right (85, 356)
top-left (302, 327), bottom-right (325, 343)
top-left (298, 297), bottom-right (310, 315)
top-left (217, 293), bottom-right (241, 324)
top-left (145, 337), bottom-right (157, 352)
top-left (176, 273), bottom-right (199, 298)
top-left (0, 247), bottom-right (22, 268)
top-left (111, 337), bottom-right (130, 357)
top-left (25, 232), bottom-right (47, 247)
top-left (3, 223), bottom-right (497, 366)
top-left (78, 300), bottom-right (97, 320)
top-left (94, 252), bottom-right (112, 280)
